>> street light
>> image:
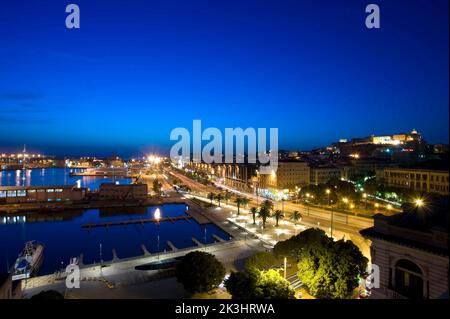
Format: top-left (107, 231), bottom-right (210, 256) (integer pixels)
top-left (363, 193), bottom-right (368, 210)
top-left (415, 198), bottom-right (424, 207)
top-left (326, 189), bottom-right (334, 238)
top-left (154, 208), bottom-right (161, 260)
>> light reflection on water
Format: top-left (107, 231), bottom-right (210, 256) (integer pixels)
top-left (0, 168), bottom-right (230, 276)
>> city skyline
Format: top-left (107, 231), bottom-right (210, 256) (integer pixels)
top-left (0, 0), bottom-right (449, 156)
top-left (0, 126), bottom-right (439, 158)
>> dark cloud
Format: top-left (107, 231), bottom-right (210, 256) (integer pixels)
top-left (0, 114), bottom-right (52, 124)
top-left (0, 91), bottom-right (44, 101)
top-left (0, 102), bottom-right (43, 114)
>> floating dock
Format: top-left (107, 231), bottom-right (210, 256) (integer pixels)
top-left (81, 215), bottom-right (192, 228)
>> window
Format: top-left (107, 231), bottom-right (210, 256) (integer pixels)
top-left (47, 189), bottom-right (54, 193)
top-left (7, 190), bottom-right (17, 197)
top-left (55, 189), bottom-right (63, 193)
top-left (28, 189), bottom-right (36, 193)
top-left (0, 191), bottom-right (6, 198)
top-left (394, 259), bottom-right (424, 299)
top-left (17, 190), bottom-right (26, 197)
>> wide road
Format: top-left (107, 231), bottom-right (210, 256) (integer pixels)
top-left (167, 168), bottom-right (373, 257)
top-left (169, 168), bottom-right (373, 233)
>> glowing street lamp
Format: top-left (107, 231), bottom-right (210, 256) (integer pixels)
top-left (154, 208), bottom-right (161, 260)
top-left (415, 198), bottom-right (424, 207)
top-left (325, 189), bottom-right (334, 238)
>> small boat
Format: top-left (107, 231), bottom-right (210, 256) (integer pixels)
top-left (11, 241), bottom-right (44, 281)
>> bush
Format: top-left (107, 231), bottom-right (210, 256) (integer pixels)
top-left (226, 268), bottom-right (295, 299)
top-left (30, 290), bottom-right (64, 299)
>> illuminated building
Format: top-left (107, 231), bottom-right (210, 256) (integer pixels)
top-left (0, 185), bottom-right (86, 204)
top-left (98, 183), bottom-right (148, 200)
top-left (383, 168), bottom-right (449, 195)
top-left (309, 165), bottom-right (342, 185)
top-left (258, 161), bottom-right (310, 198)
top-left (360, 200), bottom-right (448, 299)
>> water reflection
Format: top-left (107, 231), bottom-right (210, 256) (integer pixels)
top-left (0, 204), bottom-right (231, 275)
top-left (1, 167), bottom-right (131, 190)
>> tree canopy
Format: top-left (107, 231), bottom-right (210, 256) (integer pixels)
top-left (244, 251), bottom-right (279, 271)
top-left (30, 290), bottom-right (64, 299)
top-left (225, 267), bottom-right (295, 299)
top-left (273, 228), bottom-right (329, 258)
top-left (175, 251), bottom-right (226, 293)
top-left (296, 238), bottom-right (368, 299)
top-left (273, 228), bottom-right (368, 299)
top-left (153, 178), bottom-right (162, 193)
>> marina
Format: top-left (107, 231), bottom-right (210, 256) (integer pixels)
top-left (0, 168), bottom-right (231, 277)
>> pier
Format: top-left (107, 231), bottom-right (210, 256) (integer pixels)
top-left (81, 215), bottom-right (192, 228)
top-left (167, 241), bottom-right (178, 251)
top-left (191, 237), bottom-right (203, 247)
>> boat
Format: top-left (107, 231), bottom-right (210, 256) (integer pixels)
top-left (11, 241), bottom-right (44, 281)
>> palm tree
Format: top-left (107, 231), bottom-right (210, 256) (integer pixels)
top-left (261, 199), bottom-right (274, 212)
top-left (235, 196), bottom-right (243, 215)
top-left (224, 191), bottom-right (232, 205)
top-left (153, 178), bottom-right (162, 194)
top-left (290, 210), bottom-right (303, 229)
top-left (207, 192), bottom-right (215, 204)
top-left (258, 207), bottom-right (271, 229)
top-left (250, 207), bottom-right (258, 225)
top-left (241, 197), bottom-right (250, 209)
top-left (215, 193), bottom-right (223, 207)
top-left (273, 210), bottom-right (284, 227)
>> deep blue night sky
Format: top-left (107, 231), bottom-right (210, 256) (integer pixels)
top-left (0, 0), bottom-right (448, 157)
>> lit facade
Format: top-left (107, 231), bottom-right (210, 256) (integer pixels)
top-left (309, 166), bottom-right (342, 185)
top-left (259, 161), bottom-right (310, 191)
top-left (361, 203), bottom-right (448, 299)
top-left (0, 185), bottom-right (86, 204)
top-left (383, 168), bottom-right (449, 195)
top-left (98, 183), bottom-right (148, 200)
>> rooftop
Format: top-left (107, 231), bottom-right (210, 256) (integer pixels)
top-left (360, 198), bottom-right (449, 256)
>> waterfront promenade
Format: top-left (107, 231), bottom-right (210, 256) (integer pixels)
top-left (19, 198), bottom-right (267, 299)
